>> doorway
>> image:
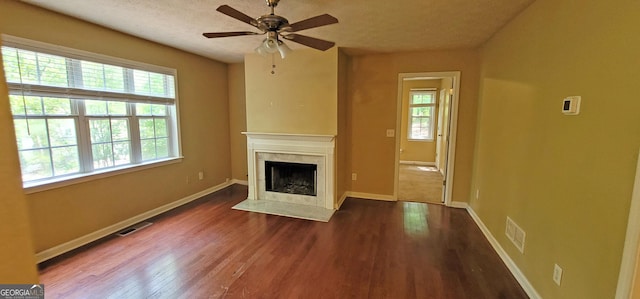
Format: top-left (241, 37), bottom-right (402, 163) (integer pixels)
top-left (394, 72), bottom-right (461, 206)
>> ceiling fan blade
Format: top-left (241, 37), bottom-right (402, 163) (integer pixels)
top-left (203, 31), bottom-right (262, 38)
top-left (289, 14), bottom-right (338, 32)
top-left (216, 5), bottom-right (258, 27)
top-left (281, 34), bottom-right (335, 51)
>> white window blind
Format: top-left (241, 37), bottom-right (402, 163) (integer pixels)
top-left (1, 46), bottom-right (175, 104)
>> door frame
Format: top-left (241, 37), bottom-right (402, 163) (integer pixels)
top-left (393, 71), bottom-right (461, 206)
top-left (435, 88), bottom-right (446, 173)
top-left (615, 149), bottom-right (640, 299)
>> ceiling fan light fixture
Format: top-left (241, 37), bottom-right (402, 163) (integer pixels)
top-left (265, 37), bottom-right (279, 51)
top-left (255, 45), bottom-right (265, 56)
top-left (255, 37), bottom-right (275, 56)
top-left (276, 40), bottom-right (291, 58)
top-left (254, 41), bottom-right (269, 56)
top-left (255, 36), bottom-right (290, 59)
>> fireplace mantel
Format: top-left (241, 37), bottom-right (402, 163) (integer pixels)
top-left (242, 132), bottom-right (336, 211)
top-left (242, 132), bottom-right (335, 143)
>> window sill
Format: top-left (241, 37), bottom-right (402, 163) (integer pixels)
top-left (408, 139), bottom-right (435, 142)
top-left (23, 157), bottom-right (183, 194)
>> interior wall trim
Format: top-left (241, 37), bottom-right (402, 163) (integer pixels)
top-left (337, 192), bottom-right (348, 209)
top-left (466, 206), bottom-right (541, 299)
top-left (35, 180), bottom-right (235, 263)
top-left (449, 201), bottom-right (468, 209)
top-left (231, 179), bottom-right (249, 186)
top-left (345, 192), bottom-right (395, 202)
top-left (615, 149), bottom-right (640, 299)
top-left (399, 160), bottom-right (436, 166)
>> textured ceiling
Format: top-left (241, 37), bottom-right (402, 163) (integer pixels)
top-left (22, 0), bottom-right (534, 63)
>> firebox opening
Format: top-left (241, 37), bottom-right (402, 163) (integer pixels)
top-left (265, 161), bottom-right (317, 196)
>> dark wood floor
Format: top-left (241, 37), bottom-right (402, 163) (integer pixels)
top-left (39, 185), bottom-right (527, 299)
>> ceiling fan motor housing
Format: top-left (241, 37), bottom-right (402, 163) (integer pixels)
top-left (257, 14), bottom-right (291, 32)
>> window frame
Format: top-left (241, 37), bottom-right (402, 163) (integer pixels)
top-left (407, 90), bottom-right (437, 141)
top-left (1, 35), bottom-right (183, 193)
top-left (11, 97), bottom-right (82, 181)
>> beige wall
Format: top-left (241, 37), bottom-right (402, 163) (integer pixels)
top-left (245, 48), bottom-right (338, 135)
top-left (1, 2), bottom-right (232, 253)
top-left (399, 79), bottom-right (441, 163)
top-left (0, 60), bottom-right (39, 282)
top-left (347, 50), bottom-right (480, 198)
top-left (228, 63), bottom-right (248, 181)
top-left (472, 0), bottom-right (640, 298)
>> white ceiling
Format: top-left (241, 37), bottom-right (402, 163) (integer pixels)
top-left (22, 0), bottom-right (534, 64)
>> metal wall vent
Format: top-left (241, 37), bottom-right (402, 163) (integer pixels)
top-left (116, 222), bottom-right (153, 237)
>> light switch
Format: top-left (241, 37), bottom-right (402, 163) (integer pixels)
top-left (386, 129), bottom-right (395, 137)
top-left (562, 96), bottom-right (581, 115)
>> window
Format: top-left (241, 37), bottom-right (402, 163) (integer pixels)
top-left (408, 90), bottom-right (436, 140)
top-left (2, 37), bottom-right (180, 188)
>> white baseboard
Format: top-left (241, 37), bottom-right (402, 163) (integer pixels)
top-left (449, 201), bottom-right (468, 209)
top-left (337, 192), bottom-right (348, 209)
top-left (466, 206), bottom-right (541, 299)
top-left (231, 179), bottom-right (248, 186)
top-left (399, 160), bottom-right (436, 166)
top-left (345, 191), bottom-right (395, 202)
top-left (35, 180), bottom-right (235, 263)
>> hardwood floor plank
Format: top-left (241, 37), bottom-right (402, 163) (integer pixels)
top-left (39, 185), bottom-right (527, 299)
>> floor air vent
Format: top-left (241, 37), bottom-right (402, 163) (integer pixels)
top-left (116, 222), bottom-right (153, 237)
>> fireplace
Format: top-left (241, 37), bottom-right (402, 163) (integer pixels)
top-left (241, 132), bottom-right (336, 212)
top-left (265, 161), bottom-right (317, 196)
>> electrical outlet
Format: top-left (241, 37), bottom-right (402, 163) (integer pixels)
top-left (198, 171), bottom-right (204, 180)
top-left (386, 129), bottom-right (395, 137)
top-left (186, 176), bottom-right (190, 184)
top-left (352, 173), bottom-right (357, 180)
top-left (476, 189), bottom-right (480, 200)
top-left (553, 264), bottom-right (563, 286)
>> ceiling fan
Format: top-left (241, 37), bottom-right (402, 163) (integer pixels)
top-left (203, 0), bottom-right (338, 58)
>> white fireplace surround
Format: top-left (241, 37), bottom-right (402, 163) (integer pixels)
top-left (243, 132), bottom-right (335, 210)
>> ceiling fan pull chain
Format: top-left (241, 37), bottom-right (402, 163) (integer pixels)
top-left (271, 54), bottom-right (276, 75)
